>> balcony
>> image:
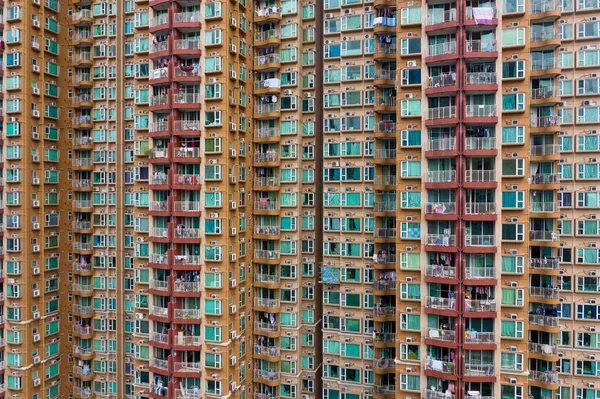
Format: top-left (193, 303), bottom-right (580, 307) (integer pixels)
top-left (149, 279), bottom-right (169, 292)
top-left (174, 335), bottom-right (202, 347)
top-left (374, 306), bottom-right (396, 317)
top-left (73, 242), bottom-right (93, 251)
top-left (530, 30), bottom-right (558, 43)
top-left (530, 144), bottom-right (559, 156)
top-left (529, 201), bottom-right (556, 213)
top-left (374, 96), bottom-right (396, 110)
top-left (255, 298), bottom-right (279, 308)
top-left (375, 121), bottom-right (396, 134)
top-left (173, 93), bottom-right (201, 106)
top-left (150, 227), bottom-right (169, 238)
top-left (466, 72), bottom-right (497, 85)
top-left (530, 258), bottom-right (560, 270)
top-left (427, 170), bottom-right (457, 183)
top-left (426, 264), bottom-right (456, 278)
top-left (173, 120), bottom-right (201, 132)
top-left (425, 202), bottom-right (456, 215)
top-left (151, 41), bottom-right (169, 54)
top-left (255, 152), bottom-right (280, 163)
top-left (531, 87), bottom-right (561, 100)
top-left (465, 170), bottom-right (496, 183)
top-left (73, 325), bottom-right (92, 335)
top-left (150, 305), bottom-right (169, 318)
top-left (375, 358), bottom-right (395, 369)
top-left (425, 358), bottom-right (456, 374)
top-left (150, 253), bottom-right (169, 265)
top-left (374, 149), bottom-right (397, 160)
top-left (466, 7), bottom-right (498, 20)
top-left (428, 41), bottom-right (456, 57)
top-left (529, 286), bottom-right (560, 299)
top-left (427, 9), bottom-right (457, 26)
top-left (173, 66), bottom-right (201, 79)
top-left (150, 201), bottom-right (169, 212)
top-left (374, 228), bottom-right (396, 238)
top-left (374, 175), bottom-right (397, 186)
top-left (255, 321), bottom-right (280, 333)
top-left (466, 300), bottom-right (497, 312)
top-left (174, 281), bottom-right (201, 293)
top-left (465, 267), bottom-right (495, 279)
top-left (373, 279), bottom-right (396, 291)
top-left (254, 103), bottom-right (279, 116)
top-left (528, 314), bottom-right (559, 327)
top-left (465, 40), bottom-right (497, 53)
top-left (528, 342), bottom-right (558, 355)
top-left (529, 230), bottom-right (559, 242)
top-left (255, 177), bottom-right (279, 187)
top-left (173, 174), bottom-right (201, 186)
top-left (254, 250), bottom-right (280, 260)
top-left (174, 361), bottom-right (201, 373)
top-left (174, 12), bottom-right (201, 24)
top-left (174, 226), bottom-right (201, 240)
top-left (374, 69), bottom-right (396, 81)
top-left (464, 363), bottom-right (495, 377)
top-left (530, 0), bottom-right (560, 14)
top-left (465, 105), bottom-right (496, 118)
top-left (174, 39), bottom-right (201, 53)
top-left (428, 106), bottom-right (456, 120)
top-left (528, 370), bottom-right (559, 384)
top-left (255, 345), bottom-right (281, 357)
top-left (175, 389), bottom-right (201, 399)
top-left (254, 128), bottom-right (280, 140)
top-left (374, 202), bottom-right (396, 212)
top-left (465, 202), bottom-right (496, 215)
top-left (174, 308), bottom-right (201, 319)
top-left (373, 386), bottom-right (396, 396)
top-left (464, 331), bottom-right (495, 344)
top-left (426, 234), bottom-right (456, 246)
top-left (256, 273), bottom-right (280, 284)
top-left (428, 138), bottom-right (456, 152)
top-left (73, 284), bottom-right (92, 294)
top-left (254, 201), bottom-right (279, 211)
top-left (73, 304), bottom-right (92, 315)
top-left (530, 173), bottom-right (560, 185)
top-left (254, 54), bottom-right (280, 68)
top-left (150, 358), bottom-right (169, 370)
top-left (531, 59), bottom-right (557, 73)
top-left (173, 201), bottom-right (201, 212)
top-left (426, 296), bottom-right (456, 310)
top-left (375, 43), bottom-right (396, 57)
top-left (426, 327), bottom-right (456, 342)
top-left (427, 390), bottom-right (455, 399)
top-left (465, 235), bottom-right (495, 247)
top-left (254, 369), bottom-right (280, 382)
top-left (173, 255), bottom-right (202, 266)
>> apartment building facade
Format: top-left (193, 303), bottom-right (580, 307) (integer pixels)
top-left (2, 0), bottom-right (600, 398)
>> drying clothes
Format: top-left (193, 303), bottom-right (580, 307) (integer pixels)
top-left (472, 7), bottom-right (495, 25)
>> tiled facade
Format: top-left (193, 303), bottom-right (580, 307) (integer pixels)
top-left (1, 0), bottom-right (600, 398)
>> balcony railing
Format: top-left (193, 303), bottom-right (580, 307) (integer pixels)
top-left (531, 59), bottom-right (556, 72)
top-left (374, 228), bottom-right (396, 238)
top-left (255, 103), bottom-right (279, 114)
top-left (254, 369), bottom-right (280, 381)
top-left (375, 306), bottom-right (396, 317)
top-left (150, 358), bottom-right (169, 370)
top-left (150, 253), bottom-right (169, 264)
top-left (174, 12), bottom-right (201, 23)
top-left (529, 370), bottom-right (559, 384)
top-left (529, 230), bottom-right (559, 241)
top-left (173, 201), bottom-right (201, 212)
top-left (530, 29), bottom-right (557, 42)
top-left (465, 137), bottom-right (496, 150)
top-left (427, 170), bottom-right (457, 183)
top-left (466, 105), bottom-right (496, 117)
top-left (374, 201), bottom-right (396, 212)
top-left (173, 174), bottom-right (201, 185)
top-left (255, 345), bottom-right (281, 357)
top-left (150, 306), bottom-right (168, 317)
top-left (254, 29), bottom-right (278, 42)
top-left (530, 257), bottom-right (560, 270)
top-left (255, 177), bottom-right (279, 186)
top-left (426, 264), bottom-right (456, 278)
top-left (173, 120), bottom-right (201, 131)
top-left (428, 138), bottom-right (456, 151)
top-left (174, 361), bottom-right (201, 372)
top-left (466, 72), bottom-right (497, 85)
top-left (374, 149), bottom-right (397, 159)
top-left (174, 255), bottom-right (202, 265)
top-left (428, 106), bottom-right (456, 120)
top-left (255, 321), bottom-right (280, 332)
top-left (531, 87), bottom-right (561, 99)
top-left (530, 0), bottom-right (559, 13)
top-left (529, 314), bottom-right (559, 327)
top-left (254, 250), bottom-right (280, 260)
top-left (425, 358), bottom-right (456, 373)
top-left (465, 202), bottom-right (496, 214)
top-left (150, 332), bottom-right (169, 344)
top-left (255, 152), bottom-right (280, 162)
top-left (429, 41), bottom-right (456, 57)
top-left (255, 298), bottom-right (279, 308)
top-left (466, 299), bottom-right (497, 312)
top-left (464, 363), bottom-right (495, 376)
top-left (151, 41), bottom-right (169, 53)
top-left (375, 96), bottom-right (396, 107)
top-left (426, 234), bottom-right (456, 246)
top-left (174, 309), bottom-right (201, 319)
top-left (174, 281), bottom-right (201, 293)
top-left (427, 390), bottom-right (455, 399)
top-left (373, 280), bottom-right (396, 291)
top-left (374, 386), bottom-right (396, 395)
top-left (530, 144), bottom-right (559, 156)
top-left (375, 43), bottom-right (396, 54)
top-left (255, 54), bottom-right (280, 65)
top-left (466, 40), bottom-right (497, 52)
top-left (256, 273), bottom-right (280, 283)
top-left (374, 70), bottom-right (396, 80)
top-left (528, 342), bottom-right (558, 355)
top-left (425, 202), bottom-right (456, 215)
top-left (375, 358), bottom-right (395, 369)
top-left (530, 173), bottom-right (560, 184)
top-left (465, 267), bottom-right (495, 279)
top-left (175, 335), bottom-right (202, 347)
top-left (465, 331), bottom-right (495, 343)
top-left (529, 201), bottom-right (556, 212)
top-left (254, 128), bottom-right (279, 139)
top-left (173, 93), bottom-right (201, 104)
top-left (255, 226), bottom-right (280, 235)
top-left (465, 235), bottom-right (495, 247)
top-left (466, 170), bottom-right (496, 182)
top-left (426, 296), bottom-right (456, 310)
top-left (374, 175), bottom-right (397, 185)
top-left (174, 39), bottom-right (201, 50)
top-left (427, 9), bottom-right (457, 25)
top-left (150, 201), bottom-right (169, 212)
top-left (529, 286), bottom-right (560, 299)
top-left (255, 201), bottom-right (279, 211)
top-left (426, 328), bottom-right (456, 342)
top-left (174, 227), bottom-right (201, 239)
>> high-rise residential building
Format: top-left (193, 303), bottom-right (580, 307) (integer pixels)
top-left (2, 0), bottom-right (600, 398)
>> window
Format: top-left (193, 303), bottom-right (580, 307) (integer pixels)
top-left (501, 159), bottom-right (525, 176)
top-left (502, 28), bottom-right (525, 46)
top-left (501, 191), bottom-right (524, 208)
top-left (501, 224), bottom-right (525, 241)
top-left (502, 126), bottom-right (525, 144)
top-left (501, 288), bottom-right (524, 306)
top-left (401, 7), bottom-right (422, 24)
top-left (501, 320), bottom-right (524, 338)
top-left (401, 100), bottom-right (422, 116)
top-left (502, 60), bottom-right (525, 78)
top-left (502, 256), bottom-right (524, 273)
top-left (501, 352), bottom-right (523, 370)
top-left (502, 93), bottom-right (525, 111)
